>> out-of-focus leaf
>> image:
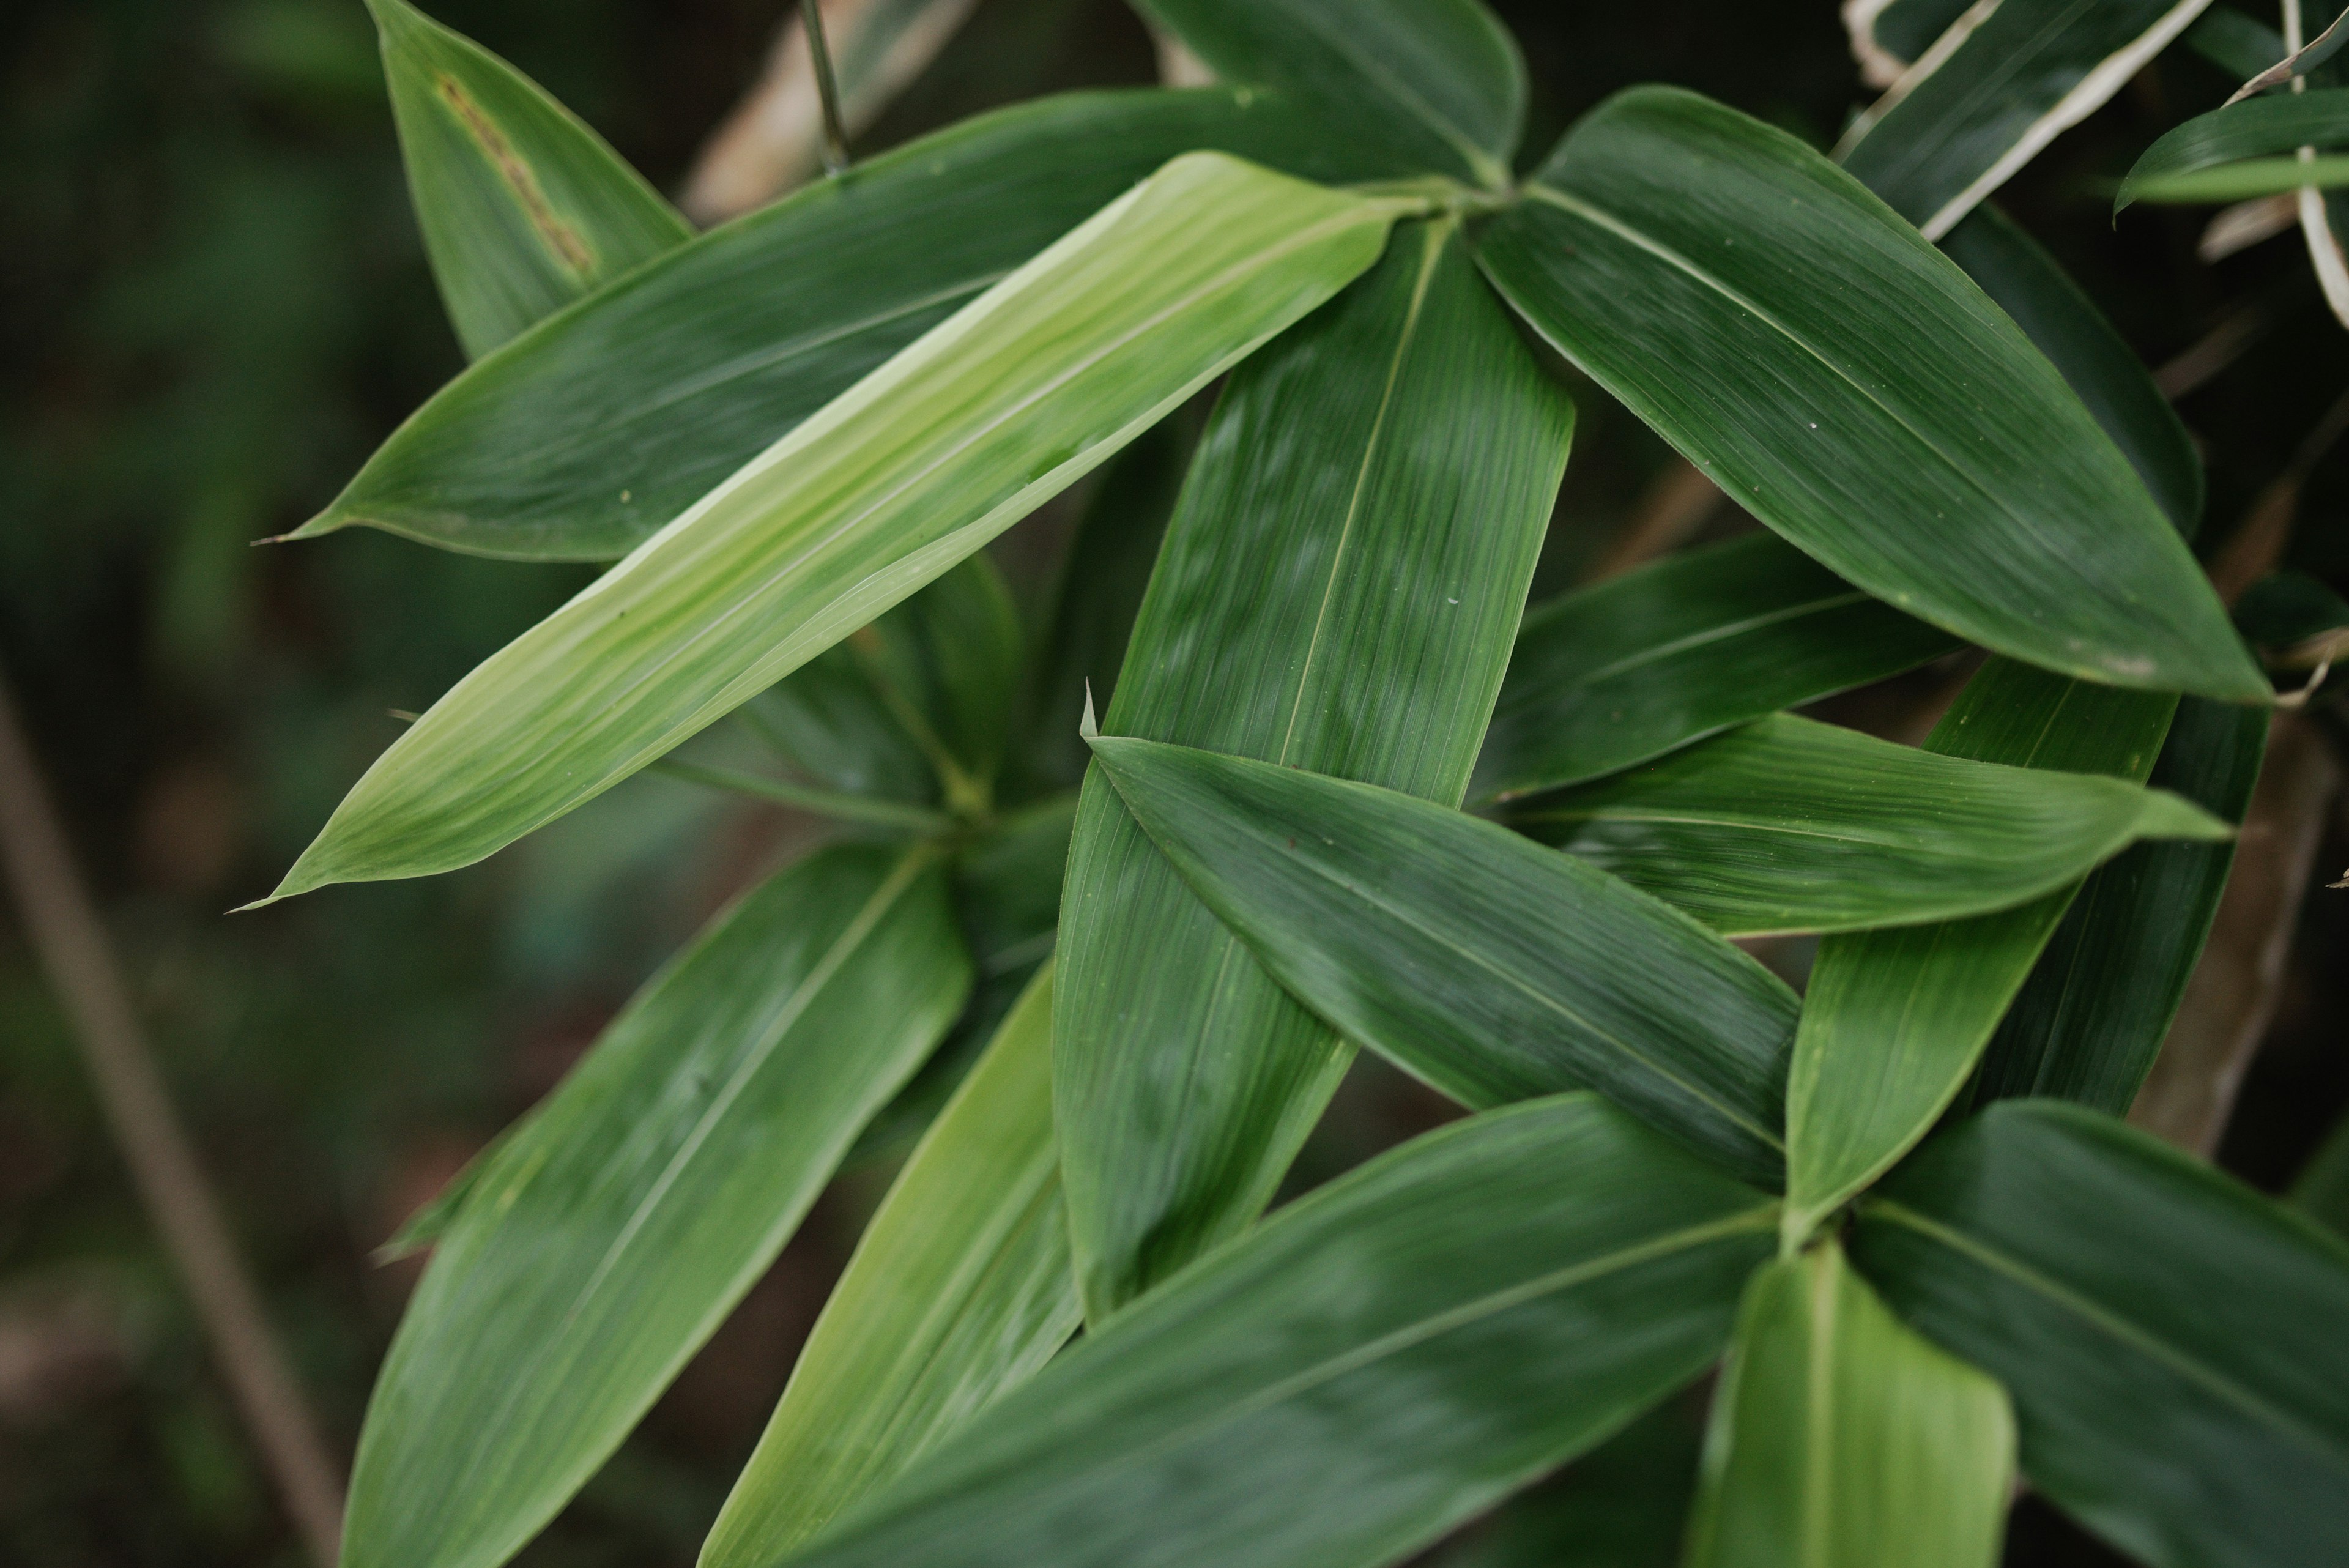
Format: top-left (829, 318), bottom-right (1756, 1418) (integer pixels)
top-left (1088, 735), bottom-right (1794, 1188)
top-left (1133, 0), bottom-right (1524, 187)
top-left (2121, 154), bottom-right (2349, 203)
top-left (343, 844), bottom-right (971, 1568)
top-left (775, 1095), bottom-right (1775, 1568)
top-left (1472, 533), bottom-right (1958, 801)
top-left (1970, 697), bottom-right (2268, 1112)
top-left (1940, 203), bottom-right (2203, 532)
top-left (1515, 712), bottom-right (2228, 938)
top-left (2235, 568), bottom-right (2349, 664)
top-left (1475, 87), bottom-right (2262, 702)
top-left (1845, 0), bottom-right (1978, 84)
top-left (1838, 0), bottom-right (2217, 237)
top-left (2294, 1111), bottom-right (2349, 1240)
top-left (299, 87), bottom-right (1355, 561)
top-left (2184, 6), bottom-right (2286, 79)
top-left (1055, 219), bottom-right (1572, 1318)
top-left (1781, 659), bottom-right (2178, 1244)
top-left (1430, 1405), bottom-right (1699, 1568)
top-left (367, 0), bottom-right (689, 360)
top-left (1682, 1240), bottom-right (2014, 1568)
top-left (2225, 2), bottom-right (2349, 100)
top-left (2117, 91), bottom-right (2349, 210)
top-left (263, 154), bottom-right (1413, 902)
top-left (701, 966), bottom-right (1075, 1568)
top-left (1852, 1101), bottom-right (2349, 1568)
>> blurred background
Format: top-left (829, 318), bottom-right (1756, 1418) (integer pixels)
top-left (3, 2), bottom-right (2346, 1563)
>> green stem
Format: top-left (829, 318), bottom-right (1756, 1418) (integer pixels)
top-left (648, 759), bottom-right (953, 834)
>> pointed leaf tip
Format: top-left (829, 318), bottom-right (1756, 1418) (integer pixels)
top-left (1080, 680), bottom-right (1099, 743)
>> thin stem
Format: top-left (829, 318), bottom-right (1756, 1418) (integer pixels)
top-left (650, 757), bottom-right (953, 833)
top-left (801, 0), bottom-right (851, 177)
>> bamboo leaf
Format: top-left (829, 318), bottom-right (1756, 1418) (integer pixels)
top-left (2121, 154), bottom-right (2349, 204)
top-left (1055, 220), bottom-right (1574, 1318)
top-left (1781, 659), bottom-right (2178, 1244)
top-left (301, 87), bottom-right (1351, 561)
top-left (1682, 1240), bottom-right (2014, 1568)
top-left (1474, 87), bottom-right (2263, 702)
top-left (261, 154), bottom-right (1412, 902)
top-left (1838, 0), bottom-right (2217, 237)
top-left (1851, 1101), bottom-right (2349, 1568)
top-left (343, 843), bottom-right (971, 1568)
top-left (1846, 0), bottom-right (1979, 86)
top-left (1472, 533), bottom-right (1959, 801)
top-left (774, 1095), bottom-right (1776, 1568)
top-left (2119, 91), bottom-right (2349, 211)
top-left (701, 965), bottom-right (1077, 1568)
top-left (2183, 5), bottom-right (2287, 79)
top-left (1430, 1406), bottom-right (1700, 1568)
top-left (1133, 0), bottom-right (1525, 187)
top-left (368, 0), bottom-right (690, 360)
top-left (2224, 1), bottom-right (2349, 100)
top-left (1513, 712), bottom-right (2229, 937)
top-left (1087, 735), bottom-right (1795, 1189)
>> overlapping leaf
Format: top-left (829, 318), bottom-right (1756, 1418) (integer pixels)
top-left (2118, 90), bottom-right (2349, 207)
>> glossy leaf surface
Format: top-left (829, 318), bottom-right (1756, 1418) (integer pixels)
top-left (702, 967), bottom-right (1075, 1568)
top-left (303, 87), bottom-right (1348, 560)
top-left (1089, 736), bottom-right (1794, 1188)
top-left (1055, 220), bottom-right (1573, 1317)
top-left (1516, 712), bottom-right (2227, 937)
top-left (1682, 1241), bottom-right (2013, 1568)
top-left (2118, 89), bottom-right (2349, 210)
top-left (369, 0), bottom-right (689, 360)
top-left (1472, 532), bottom-right (1958, 801)
top-left (1475, 87), bottom-right (2260, 700)
top-left (344, 844), bottom-right (970, 1568)
top-left (1853, 1101), bottom-right (2349, 1568)
top-left (779, 1095), bottom-right (1775, 1568)
top-left (268, 154), bottom-right (1411, 901)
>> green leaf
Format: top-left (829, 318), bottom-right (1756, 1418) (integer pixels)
top-left (1969, 696), bottom-right (2269, 1112)
top-left (1474, 87), bottom-right (2263, 702)
top-left (1682, 1240), bottom-right (2014, 1568)
top-left (368, 0), bottom-right (690, 361)
top-left (2183, 6), bottom-right (2287, 80)
top-left (1472, 532), bottom-right (1959, 801)
top-left (1851, 0), bottom-right (1978, 72)
top-left (1430, 1405), bottom-right (1699, 1568)
top-left (1781, 659), bottom-right (2178, 1244)
top-left (1851, 1101), bottom-right (2349, 1568)
top-left (1054, 218), bottom-right (1574, 1317)
top-left (2236, 568), bottom-right (2349, 663)
top-left (2117, 90), bottom-right (2349, 211)
top-left (700, 965), bottom-right (1076, 1568)
top-left (343, 843), bottom-right (971, 1568)
top-left (300, 86), bottom-right (1349, 561)
top-left (1513, 712), bottom-right (2228, 937)
top-left (775, 1095), bottom-right (1776, 1568)
top-left (2293, 1110), bottom-right (2349, 1241)
top-left (262, 154), bottom-right (1413, 902)
top-left (1087, 735), bottom-right (1794, 1189)
top-left (1838, 0), bottom-right (2214, 237)
top-left (1133, 0), bottom-right (1524, 187)
top-left (1940, 202), bottom-right (2204, 534)
top-left (2120, 154), bottom-right (2349, 203)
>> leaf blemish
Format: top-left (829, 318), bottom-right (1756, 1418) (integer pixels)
top-left (436, 73), bottom-right (597, 278)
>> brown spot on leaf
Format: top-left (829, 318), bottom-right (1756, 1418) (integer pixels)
top-left (436, 73), bottom-right (596, 278)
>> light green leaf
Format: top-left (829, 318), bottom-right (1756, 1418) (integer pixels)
top-left (1473, 533), bottom-right (1959, 801)
top-left (1682, 1240), bottom-right (2014, 1568)
top-left (1474, 86), bottom-right (2263, 702)
top-left (2118, 91), bottom-right (2349, 210)
top-left (1514, 712), bottom-right (2228, 937)
top-left (343, 843), bottom-right (971, 1568)
top-left (262, 153), bottom-right (1413, 902)
top-left (2120, 153), bottom-right (2349, 203)
top-left (775, 1095), bottom-right (1776, 1568)
top-left (368, 0), bottom-right (689, 360)
top-left (1088, 735), bottom-right (1794, 1189)
top-left (701, 965), bottom-right (1076, 1568)
top-left (1781, 659), bottom-right (2178, 1245)
top-left (1055, 218), bottom-right (1574, 1318)
top-left (1852, 1101), bottom-right (2349, 1568)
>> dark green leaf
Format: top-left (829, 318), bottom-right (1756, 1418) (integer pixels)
top-left (1088, 735), bottom-right (1794, 1189)
top-left (1055, 220), bottom-right (1575, 1317)
top-left (1852, 1101), bottom-right (2349, 1568)
top-left (1475, 87), bottom-right (2263, 701)
top-left (1472, 532), bottom-right (1959, 801)
top-left (1851, 0), bottom-right (1979, 73)
top-left (2117, 91), bottom-right (2349, 211)
top-left (2236, 568), bottom-right (2349, 663)
top-left (2293, 1110), bottom-right (2349, 1241)
top-left (2183, 7), bottom-right (2287, 80)
top-left (2225, 3), bottom-right (2349, 100)
top-left (1428, 1405), bottom-right (1699, 1568)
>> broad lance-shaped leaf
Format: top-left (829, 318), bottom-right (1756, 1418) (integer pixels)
top-left (1837, 0), bottom-right (2218, 237)
top-left (1781, 658), bottom-right (2178, 1245)
top-left (1473, 533), bottom-right (1959, 801)
top-left (1088, 735), bottom-right (1793, 1188)
top-left (1134, 0), bottom-right (1524, 187)
top-left (1475, 86), bottom-right (2263, 702)
top-left (772, 1095), bottom-right (1776, 1568)
top-left (262, 154), bottom-right (1412, 902)
top-left (1682, 1240), bottom-right (2014, 1568)
top-left (2118, 89), bottom-right (2349, 208)
top-left (1513, 712), bottom-right (2229, 938)
top-left (1851, 1101), bottom-right (2349, 1568)
top-left (368, 0), bottom-right (689, 361)
top-left (1055, 219), bottom-right (1575, 1318)
top-left (702, 966), bottom-right (1076, 1568)
top-left (343, 844), bottom-right (970, 1568)
top-left (300, 87), bottom-right (1351, 561)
